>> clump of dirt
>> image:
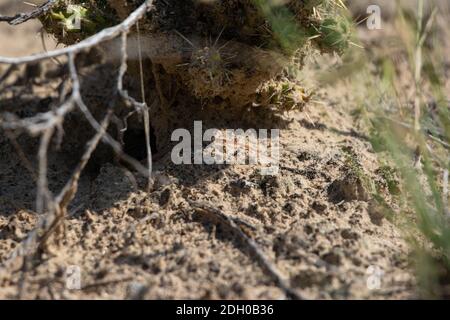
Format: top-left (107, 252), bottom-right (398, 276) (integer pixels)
top-left (0, 210), bottom-right (38, 242)
top-left (327, 173), bottom-right (370, 203)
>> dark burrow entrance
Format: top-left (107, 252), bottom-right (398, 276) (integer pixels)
top-left (122, 126), bottom-right (158, 161)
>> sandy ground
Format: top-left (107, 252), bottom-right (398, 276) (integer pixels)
top-left (1, 0), bottom-right (440, 299)
top-left (0, 87), bottom-right (415, 299)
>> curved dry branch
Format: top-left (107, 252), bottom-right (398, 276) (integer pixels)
top-left (0, 0), bottom-right (154, 65)
top-left (189, 201), bottom-right (305, 300)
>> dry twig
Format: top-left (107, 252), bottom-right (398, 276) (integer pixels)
top-left (0, 0), bottom-right (57, 25)
top-left (189, 200), bottom-right (305, 300)
top-left (0, 1), bottom-right (156, 287)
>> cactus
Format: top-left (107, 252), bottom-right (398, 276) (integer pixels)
top-left (40, 0), bottom-right (351, 149)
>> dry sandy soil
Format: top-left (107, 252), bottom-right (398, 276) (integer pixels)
top-left (2, 0), bottom-right (447, 299)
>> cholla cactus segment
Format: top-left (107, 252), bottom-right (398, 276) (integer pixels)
top-left (255, 78), bottom-right (312, 112)
top-left (43, 0), bottom-right (350, 54)
top-left (40, 0), bottom-right (117, 43)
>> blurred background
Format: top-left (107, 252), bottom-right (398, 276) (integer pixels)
top-left (0, 0), bottom-right (55, 56)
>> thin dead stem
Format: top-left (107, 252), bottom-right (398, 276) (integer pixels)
top-left (189, 201), bottom-right (305, 300)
